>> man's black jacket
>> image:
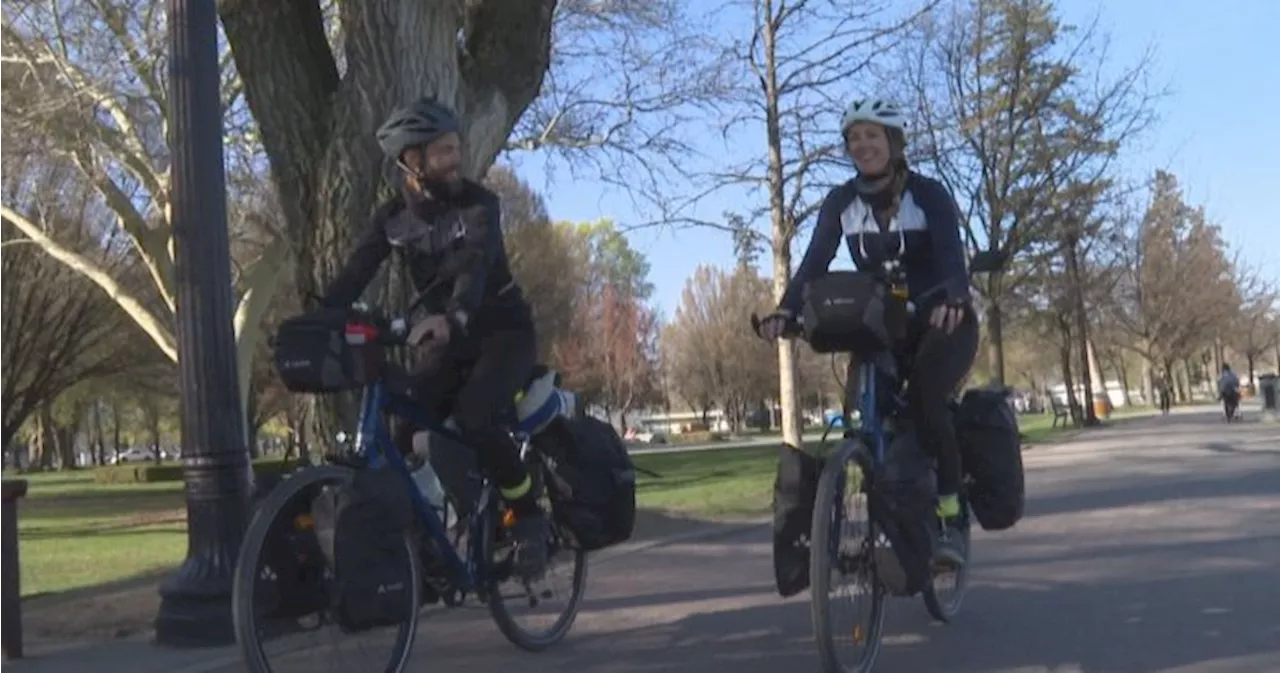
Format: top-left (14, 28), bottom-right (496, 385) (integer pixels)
top-left (322, 180), bottom-right (533, 334)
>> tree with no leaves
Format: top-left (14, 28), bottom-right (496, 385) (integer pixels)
top-left (664, 264), bottom-right (777, 431)
top-left (1, 163), bottom-right (152, 449)
top-left (660, 0), bottom-right (930, 448)
top-left (1, 0), bottom-right (288, 428)
top-left (901, 0), bottom-right (1158, 384)
top-left (556, 283), bottom-right (660, 431)
top-left (1226, 262), bottom-right (1279, 384)
top-left (1111, 171), bottom-right (1237, 402)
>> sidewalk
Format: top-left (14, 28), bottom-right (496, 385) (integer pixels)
top-left (2, 518), bottom-right (766, 673)
top-left (5, 639), bottom-right (241, 673)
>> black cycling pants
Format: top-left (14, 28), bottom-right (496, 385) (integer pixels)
top-left (401, 327), bottom-right (537, 496)
top-left (845, 308), bottom-right (979, 497)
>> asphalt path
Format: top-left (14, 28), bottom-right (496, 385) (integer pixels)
top-left (206, 404), bottom-right (1279, 673)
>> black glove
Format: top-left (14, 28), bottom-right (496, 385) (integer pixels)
top-left (758, 310), bottom-right (795, 341)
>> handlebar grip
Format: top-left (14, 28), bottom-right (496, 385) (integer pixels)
top-left (750, 312), bottom-right (804, 340)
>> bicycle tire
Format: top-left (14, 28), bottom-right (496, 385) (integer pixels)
top-left (233, 465), bottom-right (423, 673)
top-left (810, 441), bottom-right (885, 673)
top-left (922, 499), bottom-right (972, 623)
top-left (483, 466), bottom-right (588, 652)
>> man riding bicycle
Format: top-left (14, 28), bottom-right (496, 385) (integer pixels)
top-left (321, 97), bottom-right (547, 579)
top-left (758, 98), bottom-right (978, 566)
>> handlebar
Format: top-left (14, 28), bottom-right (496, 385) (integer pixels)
top-left (748, 248), bottom-right (1006, 343)
top-left (344, 305), bottom-right (415, 347)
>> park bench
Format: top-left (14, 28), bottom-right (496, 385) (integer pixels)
top-left (1048, 396), bottom-right (1070, 428)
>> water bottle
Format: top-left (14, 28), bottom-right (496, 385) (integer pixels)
top-left (411, 432), bottom-right (456, 528)
top-left (557, 389), bottom-right (578, 421)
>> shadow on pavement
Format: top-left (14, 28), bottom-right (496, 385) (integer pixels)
top-left (1026, 464), bottom-right (1280, 519)
top-left (501, 545), bottom-right (1280, 673)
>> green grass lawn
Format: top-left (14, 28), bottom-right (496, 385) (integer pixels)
top-left (5, 408), bottom-right (1096, 598)
top-left (632, 410), bottom-right (1085, 519)
top-left (9, 471), bottom-right (187, 598)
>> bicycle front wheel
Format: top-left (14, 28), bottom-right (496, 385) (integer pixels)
top-left (810, 441), bottom-right (885, 673)
top-left (233, 465), bottom-right (423, 673)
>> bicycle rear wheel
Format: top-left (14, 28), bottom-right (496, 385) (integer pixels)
top-left (233, 465), bottom-right (422, 673)
top-left (810, 442), bottom-right (885, 673)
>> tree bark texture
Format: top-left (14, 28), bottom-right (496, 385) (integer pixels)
top-left (759, 7), bottom-right (802, 450)
top-left (1065, 240), bottom-right (1099, 425)
top-left (220, 0), bottom-right (557, 441)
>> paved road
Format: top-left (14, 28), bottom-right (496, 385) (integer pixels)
top-left (212, 406), bottom-right (1280, 673)
top-left (11, 406), bottom-right (1277, 673)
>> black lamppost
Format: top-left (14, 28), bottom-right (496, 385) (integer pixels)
top-left (154, 0), bottom-right (253, 647)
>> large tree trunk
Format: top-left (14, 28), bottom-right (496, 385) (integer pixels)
top-left (1056, 314), bottom-right (1081, 426)
top-left (221, 0), bottom-right (557, 444)
top-left (149, 412), bottom-right (163, 464)
top-left (1107, 352), bottom-right (1133, 407)
top-left (770, 241), bottom-right (801, 448)
top-left (1065, 241), bottom-right (1099, 425)
top-left (759, 14), bottom-right (802, 450)
top-left (57, 424), bottom-right (78, 470)
top-left (110, 398), bottom-right (123, 459)
top-left (983, 265), bottom-right (1008, 386)
top-left (92, 402), bottom-right (107, 466)
top-left (36, 404), bottom-right (57, 471)
top-left (1180, 357), bottom-right (1195, 401)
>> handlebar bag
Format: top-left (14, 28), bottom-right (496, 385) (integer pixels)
top-left (273, 307), bottom-right (387, 393)
top-left (801, 271), bottom-right (907, 354)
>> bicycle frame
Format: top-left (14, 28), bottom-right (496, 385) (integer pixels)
top-left (352, 379), bottom-right (495, 591)
top-left (842, 355), bottom-right (906, 469)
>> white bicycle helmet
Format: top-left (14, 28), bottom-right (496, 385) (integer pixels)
top-left (840, 99), bottom-right (907, 133)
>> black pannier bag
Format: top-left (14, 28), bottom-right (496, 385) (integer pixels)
top-left (955, 388), bottom-right (1025, 531)
top-left (771, 444), bottom-right (822, 598)
top-left (312, 467), bottom-right (417, 633)
top-left (800, 271), bottom-right (908, 354)
top-left (256, 492), bottom-right (330, 620)
top-left (544, 417), bottom-right (638, 551)
top-left (273, 307), bottom-right (386, 393)
top-left (868, 478), bottom-right (935, 597)
top-left (871, 429), bottom-right (938, 598)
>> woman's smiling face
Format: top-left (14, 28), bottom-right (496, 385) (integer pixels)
top-left (844, 122), bottom-right (891, 175)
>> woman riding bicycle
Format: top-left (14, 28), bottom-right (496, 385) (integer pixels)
top-left (758, 98), bottom-right (979, 565)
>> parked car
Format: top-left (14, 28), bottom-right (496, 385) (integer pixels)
top-left (624, 428), bottom-right (668, 444)
top-left (109, 447), bottom-right (160, 464)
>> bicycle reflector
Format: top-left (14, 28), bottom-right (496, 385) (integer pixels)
top-left (344, 323), bottom-right (379, 345)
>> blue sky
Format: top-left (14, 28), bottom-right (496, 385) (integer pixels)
top-left (511, 0), bottom-right (1280, 319)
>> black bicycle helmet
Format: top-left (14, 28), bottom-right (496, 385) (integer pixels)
top-left (375, 97), bottom-right (460, 161)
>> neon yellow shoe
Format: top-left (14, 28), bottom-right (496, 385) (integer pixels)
top-left (936, 493), bottom-right (961, 519)
top-left (934, 494), bottom-right (966, 569)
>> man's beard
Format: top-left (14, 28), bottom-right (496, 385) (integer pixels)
top-left (420, 173), bottom-right (464, 199)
